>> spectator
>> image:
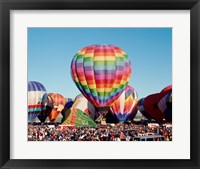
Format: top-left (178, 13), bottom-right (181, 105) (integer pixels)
top-left (27, 123), bottom-right (172, 141)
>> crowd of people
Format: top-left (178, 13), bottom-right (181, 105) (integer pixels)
top-left (28, 123), bottom-right (172, 141)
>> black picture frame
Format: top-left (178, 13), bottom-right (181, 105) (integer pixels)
top-left (0, 0), bottom-right (200, 169)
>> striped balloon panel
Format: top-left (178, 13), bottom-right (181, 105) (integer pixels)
top-left (48, 109), bottom-right (61, 122)
top-left (37, 94), bottom-right (54, 122)
top-left (28, 91), bottom-right (46, 107)
top-left (158, 94), bottom-right (168, 113)
top-left (158, 90), bottom-right (172, 121)
top-left (28, 104), bottom-right (43, 121)
top-left (28, 104), bottom-right (43, 112)
top-left (166, 91), bottom-right (172, 103)
top-left (48, 93), bottom-right (66, 122)
top-left (71, 44), bottom-right (132, 107)
top-left (158, 90), bottom-right (172, 113)
top-left (73, 94), bottom-right (95, 120)
top-left (28, 81), bottom-right (46, 121)
top-left (28, 90), bottom-right (46, 121)
top-left (48, 93), bottom-right (66, 107)
top-left (137, 98), bottom-right (152, 120)
top-left (62, 108), bottom-right (97, 127)
top-left (28, 81), bottom-right (46, 91)
top-left (110, 86), bottom-right (138, 122)
top-left (42, 93), bottom-right (54, 108)
top-left (74, 94), bottom-right (83, 101)
top-left (159, 85), bottom-right (172, 100)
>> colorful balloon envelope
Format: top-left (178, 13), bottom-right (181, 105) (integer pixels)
top-left (74, 94), bottom-right (83, 101)
top-left (28, 81), bottom-right (47, 121)
top-left (65, 98), bottom-right (73, 103)
top-left (64, 98), bottom-right (74, 110)
top-left (71, 44), bottom-right (132, 110)
top-left (158, 90), bottom-right (172, 122)
top-left (48, 93), bottom-right (66, 122)
top-left (42, 93), bottom-right (54, 108)
top-left (159, 85), bottom-right (172, 100)
top-left (37, 93), bottom-right (53, 122)
top-left (143, 93), bottom-right (164, 122)
top-left (137, 98), bottom-right (152, 120)
top-left (110, 86), bottom-right (138, 122)
top-left (73, 94), bottom-right (95, 120)
top-left (62, 108), bottom-right (97, 127)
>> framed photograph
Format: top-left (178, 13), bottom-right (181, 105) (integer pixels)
top-left (0, 0), bottom-right (200, 169)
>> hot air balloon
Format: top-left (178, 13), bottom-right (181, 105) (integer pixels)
top-left (48, 93), bottom-right (66, 122)
top-left (137, 98), bottom-right (152, 120)
top-left (74, 94), bottom-right (83, 101)
top-left (71, 44), bottom-right (132, 115)
top-left (110, 86), bottom-right (138, 122)
top-left (158, 90), bottom-right (172, 122)
top-left (62, 108), bottom-right (97, 127)
top-left (61, 98), bottom-right (74, 123)
top-left (159, 85), bottom-right (172, 100)
top-left (37, 93), bottom-right (54, 122)
top-left (73, 94), bottom-right (95, 120)
top-left (28, 81), bottom-right (47, 121)
top-left (143, 93), bottom-right (164, 122)
top-left (64, 98), bottom-right (74, 110)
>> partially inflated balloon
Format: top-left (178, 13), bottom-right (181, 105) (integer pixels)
top-left (159, 85), bottom-right (172, 100)
top-left (137, 98), bottom-right (152, 120)
top-left (74, 94), bottom-right (83, 101)
top-left (73, 94), bottom-right (95, 120)
top-left (158, 90), bottom-right (172, 122)
top-left (48, 93), bottom-right (66, 122)
top-left (37, 93), bottom-right (53, 122)
top-left (28, 81), bottom-right (46, 121)
top-left (167, 91), bottom-right (172, 103)
top-left (65, 98), bottom-right (73, 103)
top-left (71, 44), bottom-right (132, 110)
top-left (62, 108), bottom-right (97, 127)
top-left (143, 93), bottom-right (164, 122)
top-left (110, 86), bottom-right (138, 122)
top-left (61, 99), bottom-right (74, 121)
top-left (64, 98), bottom-right (74, 110)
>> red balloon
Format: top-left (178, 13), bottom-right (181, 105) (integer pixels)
top-left (159, 85), bottom-right (172, 100)
top-left (143, 93), bottom-right (164, 122)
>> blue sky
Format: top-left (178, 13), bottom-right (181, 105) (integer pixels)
top-left (28, 28), bottom-right (172, 99)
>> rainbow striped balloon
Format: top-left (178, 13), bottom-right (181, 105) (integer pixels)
top-left (71, 44), bottom-right (132, 108)
top-left (110, 86), bottom-right (138, 122)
